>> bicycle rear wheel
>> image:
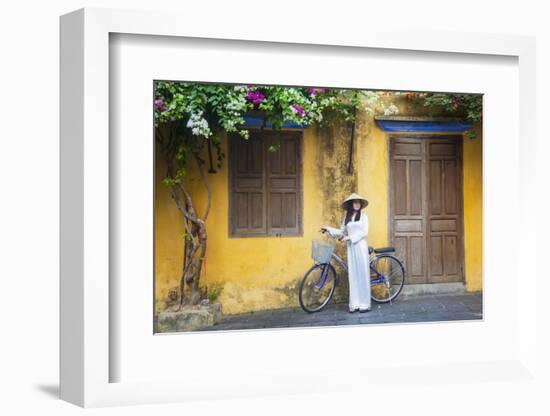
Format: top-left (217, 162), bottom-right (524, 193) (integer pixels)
top-left (370, 255), bottom-right (405, 303)
top-left (299, 263), bottom-right (337, 313)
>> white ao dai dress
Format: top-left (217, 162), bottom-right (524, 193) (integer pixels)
top-left (324, 212), bottom-right (371, 311)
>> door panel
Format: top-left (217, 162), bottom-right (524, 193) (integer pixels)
top-left (390, 138), bottom-right (426, 284)
top-left (430, 236), bottom-right (443, 275)
top-left (427, 141), bottom-right (463, 283)
top-left (429, 160), bottom-right (442, 215)
top-left (390, 137), bottom-right (464, 285)
top-left (409, 236), bottom-right (425, 277)
top-left (444, 160), bottom-right (458, 214)
top-left (409, 160), bottom-right (423, 215)
top-left (392, 159), bottom-right (408, 215)
top-left (444, 236), bottom-right (458, 276)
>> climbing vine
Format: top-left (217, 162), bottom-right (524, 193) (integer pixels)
top-left (402, 91), bottom-right (483, 138)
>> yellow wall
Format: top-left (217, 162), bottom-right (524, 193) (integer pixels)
top-left (462, 125), bottom-right (483, 291)
top-left (155, 101), bottom-right (483, 315)
top-left (155, 122), bottom-right (356, 315)
top-left (355, 110), bottom-right (390, 250)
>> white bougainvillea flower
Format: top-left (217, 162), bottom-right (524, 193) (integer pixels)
top-left (186, 110), bottom-right (212, 138)
top-left (383, 103), bottom-right (399, 116)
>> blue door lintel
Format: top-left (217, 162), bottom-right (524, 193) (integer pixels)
top-left (375, 116), bottom-right (473, 133)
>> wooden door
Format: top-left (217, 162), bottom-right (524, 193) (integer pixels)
top-left (390, 138), bottom-right (427, 284)
top-left (390, 137), bottom-right (464, 284)
top-left (427, 140), bottom-right (463, 283)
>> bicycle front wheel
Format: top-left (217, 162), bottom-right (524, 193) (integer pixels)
top-left (299, 263), bottom-right (337, 313)
top-left (370, 255), bottom-right (405, 303)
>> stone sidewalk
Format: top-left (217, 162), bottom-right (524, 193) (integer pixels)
top-left (196, 292), bottom-right (482, 332)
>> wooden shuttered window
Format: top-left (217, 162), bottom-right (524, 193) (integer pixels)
top-left (229, 130), bottom-right (303, 237)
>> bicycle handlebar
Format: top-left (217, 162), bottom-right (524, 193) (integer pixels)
top-left (320, 228), bottom-right (345, 241)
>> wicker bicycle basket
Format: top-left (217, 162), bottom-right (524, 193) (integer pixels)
top-left (311, 240), bottom-right (335, 264)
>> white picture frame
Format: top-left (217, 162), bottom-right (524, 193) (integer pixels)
top-left (60, 7), bottom-right (539, 408)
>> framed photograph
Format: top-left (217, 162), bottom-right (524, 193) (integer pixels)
top-left (60, 7), bottom-right (538, 408)
top-left (151, 81), bottom-right (483, 333)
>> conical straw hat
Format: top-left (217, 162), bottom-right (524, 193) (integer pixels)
top-left (341, 193), bottom-right (369, 210)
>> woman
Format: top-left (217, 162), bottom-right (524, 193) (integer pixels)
top-left (321, 193), bottom-right (371, 313)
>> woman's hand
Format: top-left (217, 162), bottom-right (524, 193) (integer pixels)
top-left (341, 236), bottom-right (350, 242)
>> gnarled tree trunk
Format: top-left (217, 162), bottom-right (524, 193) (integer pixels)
top-left (156, 123), bottom-right (212, 307)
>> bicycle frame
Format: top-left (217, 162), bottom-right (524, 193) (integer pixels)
top-left (302, 232), bottom-right (404, 312)
top-left (315, 251), bottom-right (388, 287)
top-left (315, 232), bottom-right (391, 288)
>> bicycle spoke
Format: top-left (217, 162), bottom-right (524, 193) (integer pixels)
top-left (300, 264), bottom-right (336, 312)
top-left (370, 256), bottom-right (404, 303)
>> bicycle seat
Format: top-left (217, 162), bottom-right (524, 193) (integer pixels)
top-left (373, 247), bottom-right (395, 254)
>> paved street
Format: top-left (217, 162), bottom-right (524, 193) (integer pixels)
top-left (197, 292), bottom-right (482, 332)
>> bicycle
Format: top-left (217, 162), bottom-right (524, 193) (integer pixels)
top-left (298, 230), bottom-right (406, 313)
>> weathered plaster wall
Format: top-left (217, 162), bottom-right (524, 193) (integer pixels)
top-left (462, 123), bottom-right (483, 291)
top-left (155, 97), bottom-right (483, 315)
top-left (155, 121), bottom-right (357, 315)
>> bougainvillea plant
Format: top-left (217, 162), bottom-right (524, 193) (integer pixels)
top-left (400, 91), bottom-right (483, 138)
top-left (154, 81), bottom-right (400, 307)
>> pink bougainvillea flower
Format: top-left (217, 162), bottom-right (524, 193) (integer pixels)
top-left (246, 89), bottom-right (266, 105)
top-left (309, 87), bottom-right (326, 96)
top-left (154, 99), bottom-right (168, 111)
top-left (291, 104), bottom-right (305, 116)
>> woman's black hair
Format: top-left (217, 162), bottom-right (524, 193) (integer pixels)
top-left (344, 200), bottom-right (361, 225)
